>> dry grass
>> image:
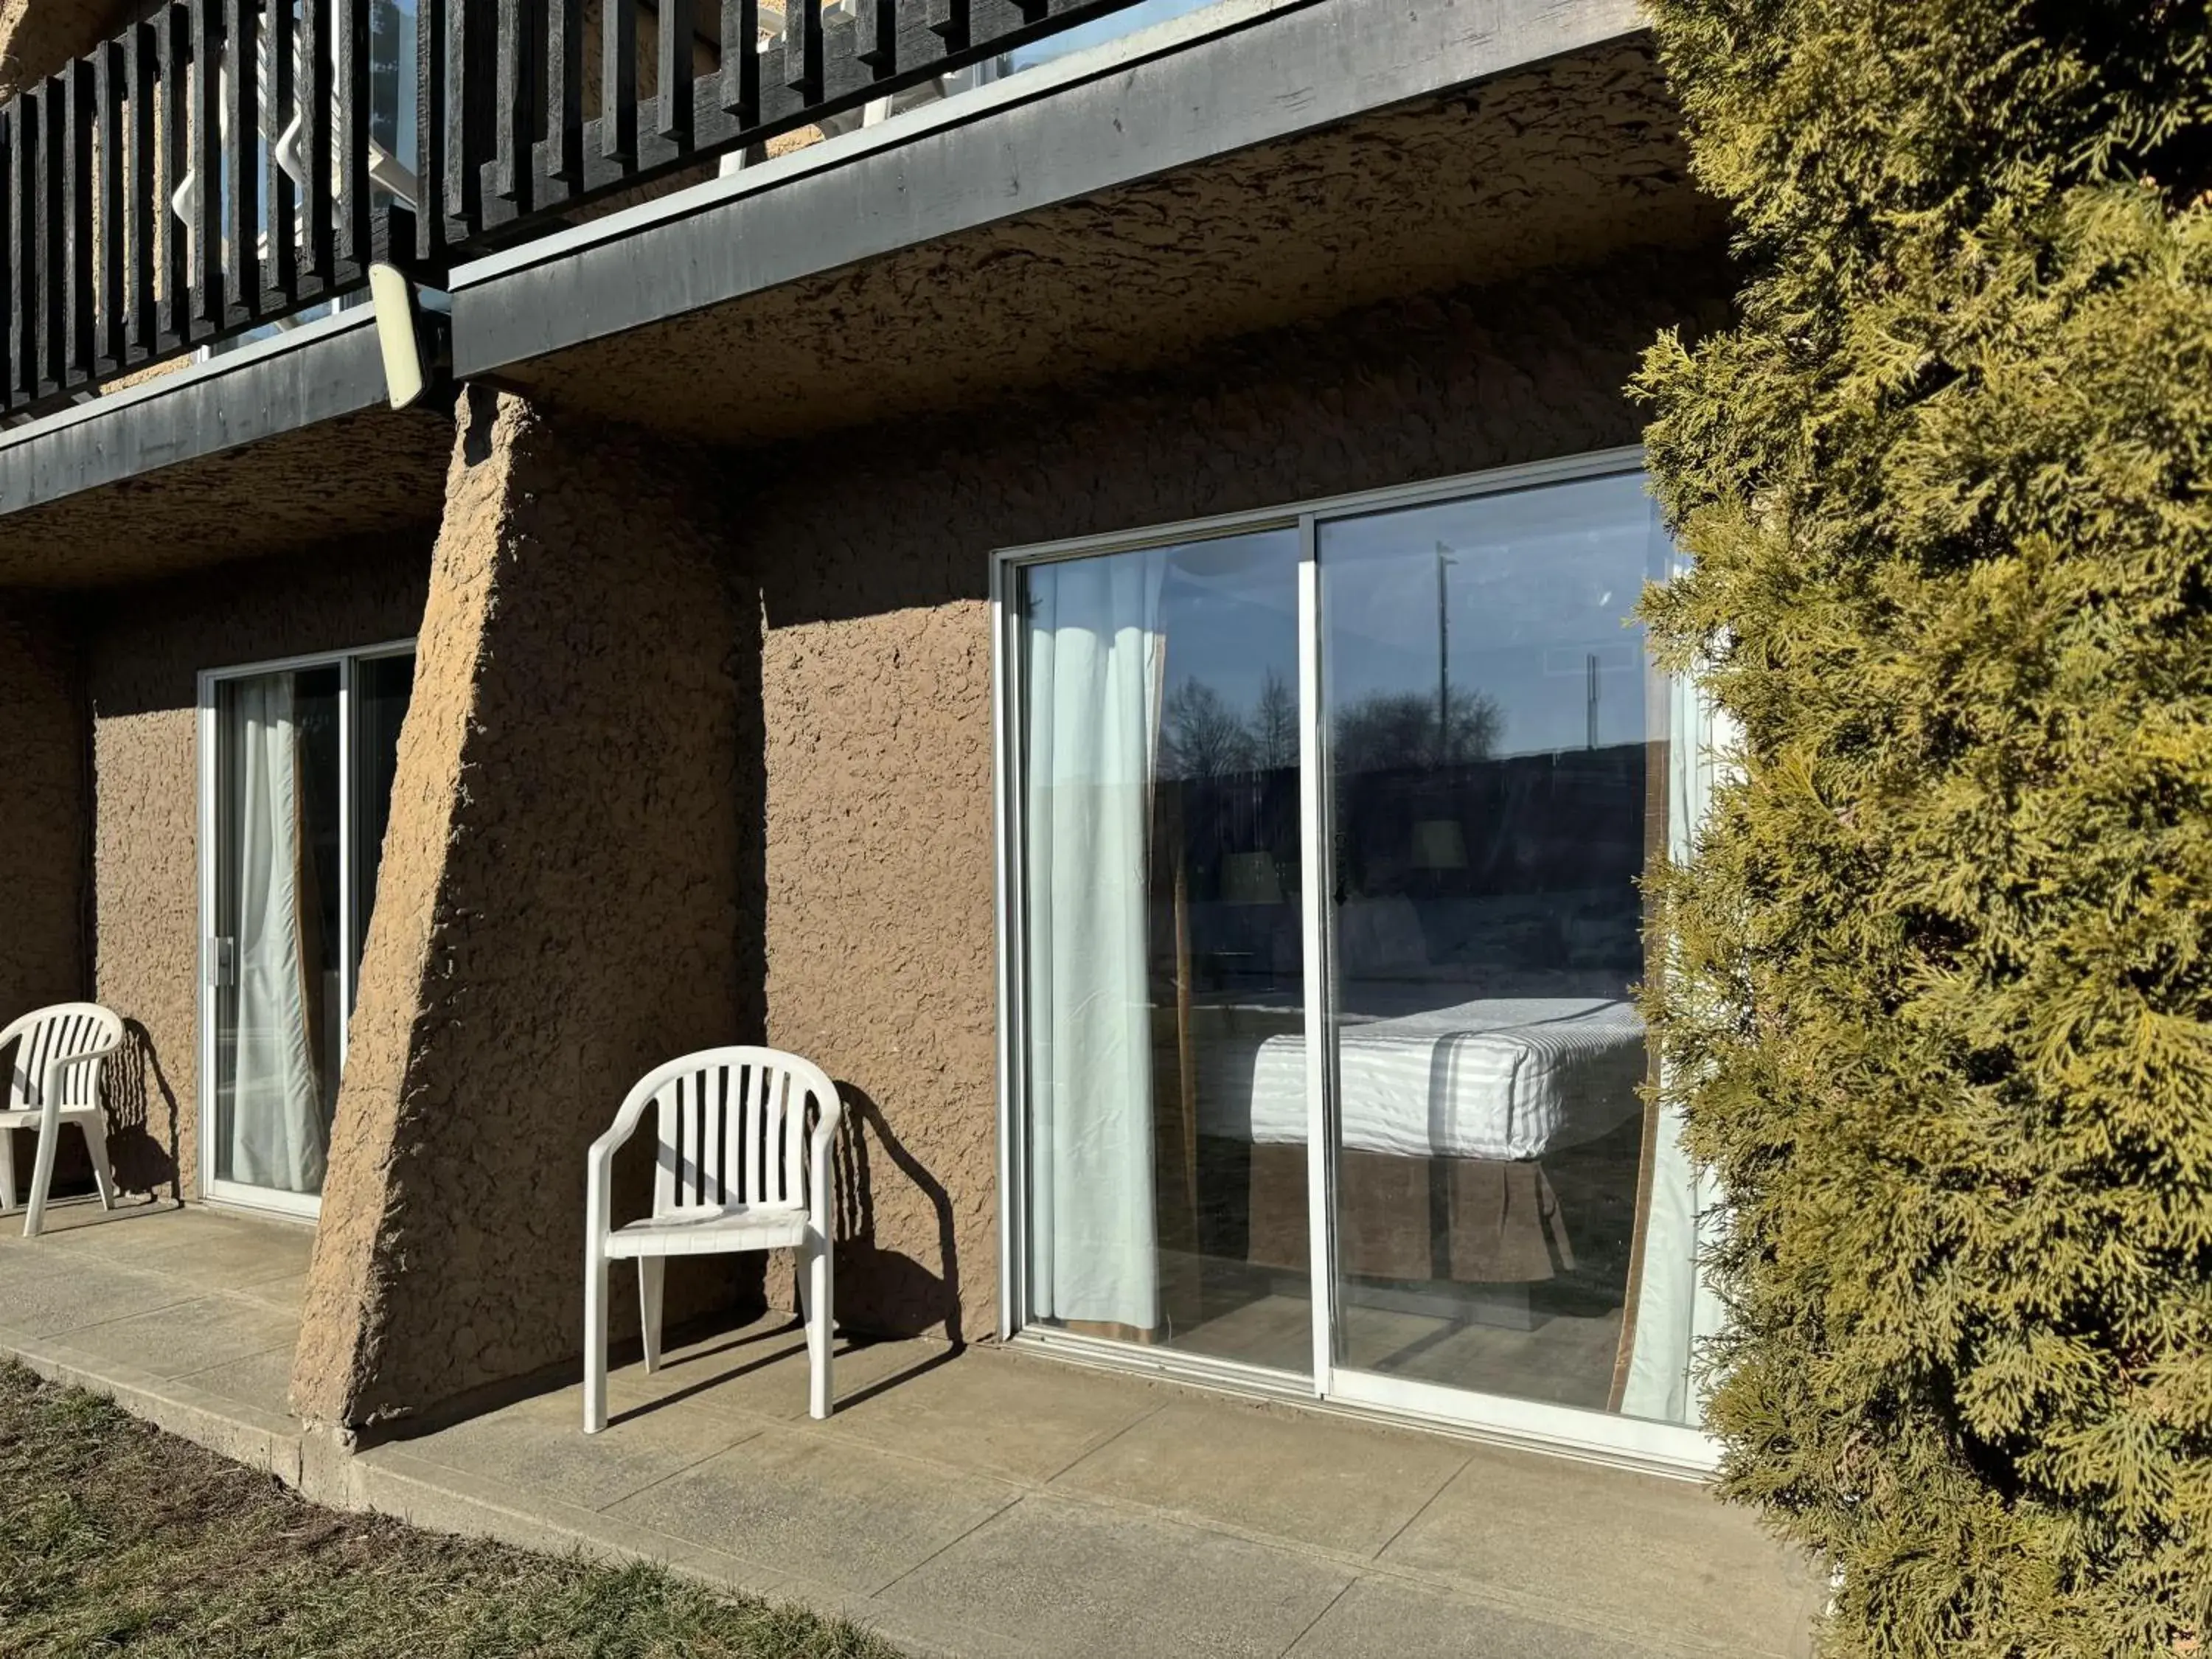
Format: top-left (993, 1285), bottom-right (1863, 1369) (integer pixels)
top-left (0, 1363), bottom-right (903, 1658)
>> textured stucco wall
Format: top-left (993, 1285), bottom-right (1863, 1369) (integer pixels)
top-left (84, 539), bottom-right (434, 1198)
top-left (0, 0), bottom-right (128, 99)
top-left (734, 243), bottom-right (1734, 1342)
top-left (0, 592), bottom-right (88, 1025)
top-left (293, 389), bottom-right (749, 1431)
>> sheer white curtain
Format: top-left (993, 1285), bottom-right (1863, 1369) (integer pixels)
top-left (226, 676), bottom-right (327, 1194)
top-left (1023, 549), bottom-right (1169, 1331)
top-left (1621, 662), bottom-right (1733, 1424)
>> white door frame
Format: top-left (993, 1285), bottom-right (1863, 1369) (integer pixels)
top-left (991, 447), bottom-right (1721, 1476)
top-left (195, 638), bottom-right (415, 1219)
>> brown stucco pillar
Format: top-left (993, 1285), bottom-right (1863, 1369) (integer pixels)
top-left (291, 387), bottom-right (751, 1432)
top-left (0, 593), bottom-right (87, 1017)
top-left (0, 0), bottom-right (130, 100)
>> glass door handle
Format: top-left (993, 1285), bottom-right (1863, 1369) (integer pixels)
top-left (206, 936), bottom-right (237, 988)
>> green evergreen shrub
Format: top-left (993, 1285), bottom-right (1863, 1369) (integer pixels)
top-left (1633, 3), bottom-right (2212, 1653)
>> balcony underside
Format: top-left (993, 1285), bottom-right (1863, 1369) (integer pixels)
top-left (0, 0), bottom-right (1711, 586)
top-left (483, 34), bottom-right (1713, 447)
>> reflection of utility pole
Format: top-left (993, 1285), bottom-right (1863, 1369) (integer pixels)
top-left (1436, 542), bottom-right (1455, 765)
top-left (1586, 652), bottom-right (1599, 749)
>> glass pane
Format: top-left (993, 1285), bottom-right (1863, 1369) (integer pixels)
top-left (1018, 527), bottom-right (1310, 1371)
top-left (212, 666), bottom-right (342, 1197)
top-left (352, 653), bottom-right (415, 992)
top-left (1318, 472), bottom-right (1708, 1425)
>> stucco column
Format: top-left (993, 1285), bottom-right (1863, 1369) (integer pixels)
top-left (0, 593), bottom-right (87, 1014)
top-left (291, 388), bottom-right (750, 1432)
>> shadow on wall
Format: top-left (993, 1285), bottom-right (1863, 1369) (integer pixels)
top-left (105, 1019), bottom-right (181, 1199)
top-left (831, 1085), bottom-right (966, 1346)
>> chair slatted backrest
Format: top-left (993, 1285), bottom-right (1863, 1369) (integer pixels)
top-left (4, 1004), bottom-right (123, 1112)
top-left (650, 1048), bottom-right (832, 1217)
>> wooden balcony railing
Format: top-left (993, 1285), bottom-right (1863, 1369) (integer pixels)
top-left (0, 0), bottom-right (1150, 417)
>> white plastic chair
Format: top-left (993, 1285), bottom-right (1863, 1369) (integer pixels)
top-left (0, 1003), bottom-right (124, 1239)
top-left (584, 1046), bottom-right (844, 1432)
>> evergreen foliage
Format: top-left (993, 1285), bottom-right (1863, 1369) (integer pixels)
top-left (1633, 2), bottom-right (2212, 1652)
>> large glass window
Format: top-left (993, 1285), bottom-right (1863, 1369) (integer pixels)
top-left (205, 645), bottom-right (415, 1211)
top-left (1018, 527), bottom-right (1309, 1371)
top-left (1005, 460), bottom-right (1723, 1459)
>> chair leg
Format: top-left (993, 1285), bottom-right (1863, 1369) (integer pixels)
top-left (583, 1242), bottom-right (610, 1434)
top-left (801, 1234), bottom-right (834, 1420)
top-left (638, 1257), bottom-right (665, 1373)
top-left (83, 1119), bottom-right (118, 1211)
top-left (24, 1121), bottom-right (60, 1240)
top-left (0, 1127), bottom-right (15, 1215)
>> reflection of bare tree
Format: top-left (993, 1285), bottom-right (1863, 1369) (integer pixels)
top-left (1160, 680), bottom-right (1255, 779)
top-left (1251, 669), bottom-right (1298, 770)
top-left (1332, 688), bottom-right (1500, 773)
top-left (1161, 674), bottom-right (1500, 779)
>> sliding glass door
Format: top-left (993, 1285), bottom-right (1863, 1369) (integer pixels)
top-left (199, 644), bottom-right (415, 1217)
top-left (1014, 525), bottom-right (1311, 1373)
top-left (999, 452), bottom-right (1722, 1469)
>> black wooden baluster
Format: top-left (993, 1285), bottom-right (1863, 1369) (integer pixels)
top-left (853, 0), bottom-right (891, 70)
top-left (655, 0), bottom-right (692, 147)
top-left (265, 0), bottom-right (296, 306)
top-left (717, 0), bottom-right (755, 124)
top-left (188, 0), bottom-right (220, 330)
top-left (602, 0), bottom-right (636, 160)
top-left (334, 0), bottom-right (366, 272)
top-left (493, 0), bottom-right (529, 200)
top-left (38, 80), bottom-right (64, 394)
top-left (440, 0), bottom-right (476, 235)
top-left (542, 0), bottom-right (578, 181)
top-left (414, 0), bottom-right (442, 261)
top-left (95, 41), bottom-right (124, 372)
top-left (60, 62), bottom-right (94, 387)
top-left (220, 0), bottom-right (255, 323)
top-left (0, 102), bottom-right (18, 410)
top-left (153, 8), bottom-right (182, 347)
top-left (157, 4), bottom-right (190, 348)
top-left (298, 0), bottom-right (328, 287)
top-left (126, 24), bottom-right (155, 360)
top-left (782, 0), bottom-right (820, 99)
top-left (924, 0), bottom-right (964, 54)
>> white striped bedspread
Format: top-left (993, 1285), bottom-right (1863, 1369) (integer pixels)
top-left (1194, 998), bottom-right (1647, 1163)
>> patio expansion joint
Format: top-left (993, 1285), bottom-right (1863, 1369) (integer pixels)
top-left (858, 1485), bottom-right (1029, 1601)
top-left (580, 1420), bottom-right (771, 1515)
top-left (1273, 1576), bottom-right (1359, 1659)
top-left (1033, 1395), bottom-right (1172, 1486)
top-left (1364, 1444), bottom-right (1478, 1562)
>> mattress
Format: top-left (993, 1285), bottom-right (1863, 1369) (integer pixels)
top-left (1194, 997), bottom-right (1646, 1163)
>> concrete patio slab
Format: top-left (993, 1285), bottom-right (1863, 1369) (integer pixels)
top-left (1283, 1573), bottom-right (1653, 1659)
top-left (0, 1203), bottom-right (1823, 1658)
top-left (0, 1256), bottom-right (204, 1336)
top-left (603, 1425), bottom-right (1023, 1595)
top-left (175, 1343), bottom-right (299, 1417)
top-left (880, 1489), bottom-right (1356, 1659)
top-left (811, 1339), bottom-right (1165, 1484)
top-left (50, 1291), bottom-right (299, 1381)
top-left (404, 1385), bottom-right (766, 1513)
top-left (1051, 1396), bottom-right (1471, 1558)
top-left (1382, 1444), bottom-right (1824, 1654)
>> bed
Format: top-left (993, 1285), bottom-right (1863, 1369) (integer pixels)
top-left (1193, 995), bottom-right (1646, 1162)
top-left (1183, 993), bottom-right (1649, 1289)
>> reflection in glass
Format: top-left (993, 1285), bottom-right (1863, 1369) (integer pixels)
top-left (211, 653), bottom-right (417, 1200)
top-left (1317, 473), bottom-right (1714, 1425)
top-left (352, 653), bottom-right (415, 992)
top-left (1018, 528), bottom-right (1310, 1371)
top-left (213, 667), bottom-right (342, 1196)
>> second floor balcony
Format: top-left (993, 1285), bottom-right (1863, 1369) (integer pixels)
top-left (0, 0), bottom-right (1227, 417)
